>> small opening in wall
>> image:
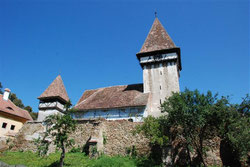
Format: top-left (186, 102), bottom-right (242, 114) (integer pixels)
top-left (128, 118), bottom-right (133, 122)
top-left (160, 99), bottom-right (162, 105)
top-left (2, 122), bottom-right (7, 129)
top-left (160, 85), bottom-right (161, 90)
top-left (10, 125), bottom-right (15, 130)
top-left (160, 71), bottom-right (162, 75)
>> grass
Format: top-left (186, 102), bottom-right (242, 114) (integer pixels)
top-left (0, 151), bottom-right (141, 167)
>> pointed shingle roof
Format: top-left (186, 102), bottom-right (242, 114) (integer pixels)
top-left (38, 75), bottom-right (69, 103)
top-left (139, 18), bottom-right (176, 53)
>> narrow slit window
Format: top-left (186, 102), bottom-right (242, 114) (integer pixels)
top-left (160, 99), bottom-right (162, 104)
top-left (160, 85), bottom-right (161, 90)
top-left (160, 71), bottom-right (162, 75)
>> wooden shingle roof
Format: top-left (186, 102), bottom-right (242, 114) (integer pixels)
top-left (75, 84), bottom-right (149, 111)
top-left (38, 75), bottom-right (69, 103)
top-left (139, 18), bottom-right (176, 53)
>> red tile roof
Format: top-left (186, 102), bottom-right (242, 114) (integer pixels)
top-left (38, 75), bottom-right (69, 103)
top-left (0, 94), bottom-right (33, 121)
top-left (75, 84), bottom-right (149, 111)
top-left (139, 18), bottom-right (176, 53)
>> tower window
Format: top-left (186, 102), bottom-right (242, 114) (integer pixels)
top-left (2, 122), bottom-right (7, 129)
top-left (10, 125), bottom-right (15, 130)
top-left (160, 99), bottom-right (162, 104)
top-left (160, 85), bottom-right (161, 90)
top-left (160, 71), bottom-right (162, 75)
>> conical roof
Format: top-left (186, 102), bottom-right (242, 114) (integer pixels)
top-left (38, 75), bottom-right (69, 103)
top-left (139, 18), bottom-right (176, 53)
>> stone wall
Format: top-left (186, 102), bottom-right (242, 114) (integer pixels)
top-left (10, 119), bottom-right (151, 156)
top-left (8, 119), bottom-right (222, 166)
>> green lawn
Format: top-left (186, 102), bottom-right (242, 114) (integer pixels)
top-left (0, 151), bottom-right (155, 167)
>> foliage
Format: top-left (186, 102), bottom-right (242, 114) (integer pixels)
top-left (90, 145), bottom-right (98, 157)
top-left (0, 151), bottom-right (143, 167)
top-left (88, 155), bottom-right (137, 167)
top-left (103, 134), bottom-right (107, 145)
top-left (218, 94), bottom-right (250, 166)
top-left (161, 89), bottom-right (223, 166)
top-left (42, 113), bottom-right (76, 167)
top-left (33, 136), bottom-right (50, 157)
top-left (137, 89), bottom-right (249, 166)
top-left (69, 146), bottom-right (82, 153)
top-left (0, 151), bottom-right (89, 167)
top-left (136, 116), bottom-right (169, 147)
top-left (125, 145), bottom-right (137, 158)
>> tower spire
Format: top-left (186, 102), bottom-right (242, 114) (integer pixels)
top-left (138, 17), bottom-right (176, 53)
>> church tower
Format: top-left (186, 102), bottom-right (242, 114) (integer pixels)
top-left (136, 17), bottom-right (182, 117)
top-left (37, 75), bottom-right (69, 121)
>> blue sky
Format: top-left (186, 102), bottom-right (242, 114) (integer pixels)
top-left (0, 0), bottom-right (249, 112)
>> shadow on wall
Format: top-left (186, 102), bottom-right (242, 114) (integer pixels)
top-left (123, 84), bottom-right (143, 92)
top-left (220, 139), bottom-right (241, 167)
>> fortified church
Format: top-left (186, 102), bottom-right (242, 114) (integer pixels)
top-left (37, 17), bottom-right (182, 122)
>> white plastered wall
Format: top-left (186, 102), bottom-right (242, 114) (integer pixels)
top-left (143, 60), bottom-right (180, 117)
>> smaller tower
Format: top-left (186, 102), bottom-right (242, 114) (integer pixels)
top-left (137, 17), bottom-right (182, 117)
top-left (37, 75), bottom-right (69, 122)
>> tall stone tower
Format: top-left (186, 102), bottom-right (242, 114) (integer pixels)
top-left (136, 17), bottom-right (182, 117)
top-left (37, 75), bottom-right (69, 121)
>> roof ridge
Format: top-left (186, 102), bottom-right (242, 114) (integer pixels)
top-left (75, 88), bottom-right (104, 107)
top-left (81, 83), bottom-right (143, 91)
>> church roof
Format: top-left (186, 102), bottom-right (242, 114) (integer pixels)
top-left (75, 84), bottom-right (149, 111)
top-left (0, 94), bottom-right (33, 121)
top-left (38, 75), bottom-right (69, 103)
top-left (139, 18), bottom-right (176, 53)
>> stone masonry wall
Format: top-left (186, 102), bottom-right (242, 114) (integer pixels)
top-left (10, 119), bottom-right (151, 156)
top-left (8, 119), bottom-right (222, 166)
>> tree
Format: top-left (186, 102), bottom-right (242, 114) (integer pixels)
top-left (43, 114), bottom-right (76, 167)
top-left (138, 89), bottom-right (232, 166)
top-left (138, 89), bottom-right (250, 166)
top-left (218, 95), bottom-right (250, 166)
top-left (10, 93), bottom-right (25, 108)
top-left (24, 106), bottom-right (38, 120)
top-left (160, 89), bottom-right (224, 166)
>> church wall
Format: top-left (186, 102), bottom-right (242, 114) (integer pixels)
top-left (10, 120), bottom-right (151, 156)
top-left (142, 55), bottom-right (180, 117)
top-left (72, 107), bottom-right (145, 122)
top-left (9, 120), bottom-right (222, 166)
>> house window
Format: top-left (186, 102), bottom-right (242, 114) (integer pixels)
top-left (2, 122), bottom-right (7, 128)
top-left (10, 125), bottom-right (15, 130)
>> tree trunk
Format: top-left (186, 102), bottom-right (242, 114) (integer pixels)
top-left (198, 135), bottom-right (206, 167)
top-left (59, 146), bottom-right (65, 167)
top-left (186, 146), bottom-right (192, 166)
